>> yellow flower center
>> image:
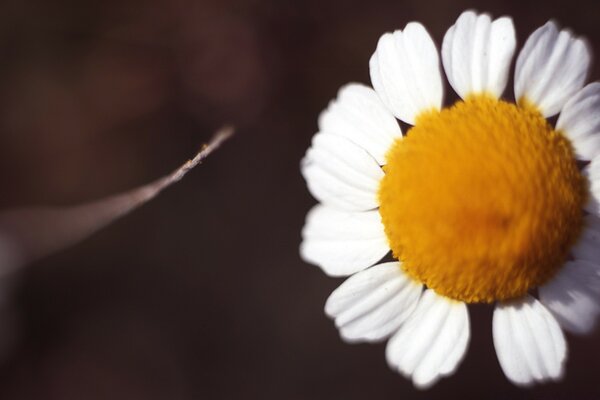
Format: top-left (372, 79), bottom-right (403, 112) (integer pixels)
top-left (379, 95), bottom-right (587, 303)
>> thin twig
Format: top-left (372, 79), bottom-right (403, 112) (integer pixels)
top-left (166, 125), bottom-right (234, 185)
top-left (0, 125), bottom-right (235, 271)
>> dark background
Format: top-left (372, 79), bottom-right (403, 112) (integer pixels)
top-left (0, 0), bottom-right (598, 398)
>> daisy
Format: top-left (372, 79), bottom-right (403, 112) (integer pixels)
top-left (300, 10), bottom-right (600, 389)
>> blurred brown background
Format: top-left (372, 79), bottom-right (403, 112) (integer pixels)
top-left (0, 0), bottom-right (598, 398)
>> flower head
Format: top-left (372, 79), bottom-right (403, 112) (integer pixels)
top-left (301, 10), bottom-right (600, 388)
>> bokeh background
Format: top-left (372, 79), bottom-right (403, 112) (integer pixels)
top-left (0, 0), bottom-right (599, 398)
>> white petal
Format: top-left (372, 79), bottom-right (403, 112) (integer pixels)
top-left (583, 161), bottom-right (600, 217)
top-left (588, 156), bottom-right (600, 179)
top-left (515, 21), bottom-right (591, 117)
top-left (300, 205), bottom-right (389, 277)
top-left (301, 133), bottom-right (384, 211)
top-left (385, 290), bottom-right (470, 389)
top-left (571, 214), bottom-right (600, 263)
top-left (369, 22), bottom-right (444, 125)
top-left (493, 295), bottom-right (567, 386)
top-left (586, 156), bottom-right (600, 182)
top-left (556, 83), bottom-right (600, 160)
top-left (540, 259), bottom-right (600, 335)
top-left (442, 11), bottom-right (516, 99)
top-left (325, 262), bottom-right (422, 342)
top-left (318, 83), bottom-right (402, 165)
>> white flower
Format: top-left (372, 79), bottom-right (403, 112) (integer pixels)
top-left (300, 10), bottom-right (600, 389)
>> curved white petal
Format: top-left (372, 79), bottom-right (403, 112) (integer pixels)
top-left (369, 22), bottom-right (444, 125)
top-left (301, 133), bottom-right (384, 211)
top-left (300, 205), bottom-right (389, 277)
top-left (571, 214), bottom-right (600, 263)
top-left (493, 295), bottom-right (567, 386)
top-left (540, 259), bottom-right (600, 335)
top-left (556, 83), bottom-right (600, 160)
top-left (583, 160), bottom-right (600, 217)
top-left (586, 155), bottom-right (600, 179)
top-left (442, 11), bottom-right (516, 99)
top-left (385, 290), bottom-right (470, 389)
top-left (325, 262), bottom-right (422, 343)
top-left (318, 84), bottom-right (402, 165)
top-left (515, 21), bottom-right (591, 117)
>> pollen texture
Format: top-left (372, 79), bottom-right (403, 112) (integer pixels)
top-left (379, 96), bottom-right (587, 303)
